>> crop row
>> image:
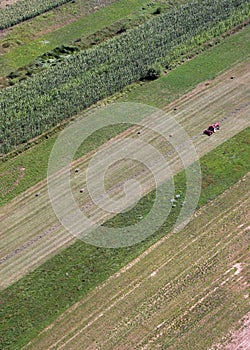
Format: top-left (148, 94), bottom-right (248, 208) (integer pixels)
top-left (0, 0), bottom-right (73, 30)
top-left (0, 0), bottom-right (249, 154)
top-left (0, 0), bottom-right (118, 30)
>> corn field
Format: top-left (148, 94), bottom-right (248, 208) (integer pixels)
top-left (0, 0), bottom-right (249, 154)
top-left (0, 0), bottom-right (72, 30)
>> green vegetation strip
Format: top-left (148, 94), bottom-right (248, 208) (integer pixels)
top-left (0, 0), bottom-right (73, 30)
top-left (0, 0), bottom-right (155, 76)
top-left (0, 127), bottom-right (249, 350)
top-left (1, 0), bottom-right (249, 154)
top-left (1, 25), bottom-right (250, 207)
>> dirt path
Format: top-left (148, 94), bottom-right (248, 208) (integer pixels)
top-left (0, 60), bottom-right (249, 290)
top-left (22, 173), bottom-right (250, 349)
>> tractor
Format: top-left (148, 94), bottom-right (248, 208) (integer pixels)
top-left (203, 122), bottom-right (220, 136)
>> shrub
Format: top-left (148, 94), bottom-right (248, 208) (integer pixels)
top-left (144, 63), bottom-right (163, 80)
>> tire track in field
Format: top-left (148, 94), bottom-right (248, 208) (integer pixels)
top-left (1, 61), bottom-right (249, 289)
top-left (22, 175), bottom-right (249, 350)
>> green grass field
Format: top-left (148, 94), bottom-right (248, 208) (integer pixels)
top-left (1, 25), bottom-right (249, 207)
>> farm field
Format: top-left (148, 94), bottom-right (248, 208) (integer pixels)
top-left (22, 172), bottom-right (250, 350)
top-left (1, 24), bottom-right (250, 207)
top-left (1, 0), bottom-right (249, 154)
top-left (1, 1), bottom-right (250, 349)
top-left (0, 0), bottom-right (176, 77)
top-left (1, 60), bottom-right (249, 290)
top-left (0, 0), bottom-right (74, 30)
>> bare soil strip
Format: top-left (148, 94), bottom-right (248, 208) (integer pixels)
top-left (0, 60), bottom-right (249, 290)
top-left (22, 173), bottom-right (250, 349)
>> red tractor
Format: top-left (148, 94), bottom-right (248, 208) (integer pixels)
top-left (203, 122), bottom-right (220, 136)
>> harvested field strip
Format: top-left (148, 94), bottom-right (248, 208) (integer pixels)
top-left (0, 139), bottom-right (249, 349)
top-left (30, 197), bottom-right (248, 349)
top-left (52, 200), bottom-right (249, 347)
top-left (209, 312), bottom-right (250, 350)
top-left (22, 174), bottom-right (250, 350)
top-left (0, 61), bottom-right (249, 290)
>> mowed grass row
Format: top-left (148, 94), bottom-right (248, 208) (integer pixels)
top-left (0, 127), bottom-right (249, 349)
top-left (1, 25), bottom-right (250, 207)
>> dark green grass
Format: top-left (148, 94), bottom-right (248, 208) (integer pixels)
top-left (0, 127), bottom-right (249, 350)
top-left (1, 25), bottom-right (249, 207)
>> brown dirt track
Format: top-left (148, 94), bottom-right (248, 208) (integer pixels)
top-left (22, 173), bottom-right (250, 350)
top-left (0, 60), bottom-right (249, 290)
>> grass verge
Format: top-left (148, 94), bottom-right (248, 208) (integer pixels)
top-left (1, 25), bottom-right (250, 207)
top-left (0, 127), bottom-right (249, 350)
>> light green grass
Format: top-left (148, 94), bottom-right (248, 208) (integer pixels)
top-left (0, 127), bottom-right (249, 350)
top-left (0, 0), bottom-right (159, 76)
top-left (1, 25), bottom-right (250, 207)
